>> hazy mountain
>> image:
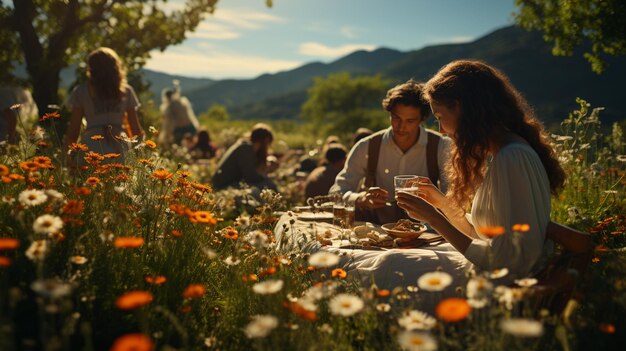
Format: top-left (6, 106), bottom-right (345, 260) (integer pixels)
top-left (180, 25), bottom-right (625, 126)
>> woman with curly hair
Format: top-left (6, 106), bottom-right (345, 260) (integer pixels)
top-left (64, 47), bottom-right (144, 165)
top-left (397, 60), bottom-right (566, 280)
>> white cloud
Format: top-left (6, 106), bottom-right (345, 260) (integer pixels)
top-left (299, 42), bottom-right (377, 58)
top-left (188, 22), bottom-right (240, 40)
top-left (145, 48), bottom-right (301, 79)
top-left (428, 35), bottom-right (474, 45)
top-left (211, 8), bottom-right (286, 29)
top-left (340, 26), bottom-right (360, 39)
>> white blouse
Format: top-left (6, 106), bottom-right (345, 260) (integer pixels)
top-left (464, 142), bottom-right (554, 279)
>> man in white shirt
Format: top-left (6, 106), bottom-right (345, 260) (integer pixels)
top-left (329, 80), bottom-right (451, 224)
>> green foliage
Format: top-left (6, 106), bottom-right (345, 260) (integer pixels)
top-left (203, 104), bottom-right (231, 124)
top-left (514, 0), bottom-right (626, 73)
top-left (301, 72), bottom-right (390, 137)
top-left (0, 0), bottom-right (221, 114)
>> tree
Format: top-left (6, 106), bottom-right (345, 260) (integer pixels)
top-left (514, 0), bottom-right (626, 73)
top-left (301, 72), bottom-right (390, 137)
top-left (0, 0), bottom-right (225, 118)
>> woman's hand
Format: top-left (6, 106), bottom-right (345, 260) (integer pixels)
top-left (396, 190), bottom-right (440, 224)
top-left (413, 176), bottom-right (447, 209)
top-left (356, 187), bottom-right (388, 209)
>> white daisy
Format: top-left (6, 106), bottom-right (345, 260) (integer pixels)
top-left (308, 251), bottom-right (340, 268)
top-left (45, 189), bottom-right (64, 201)
top-left (489, 268), bottom-right (509, 279)
top-left (19, 189), bottom-right (48, 207)
top-left (31, 279), bottom-right (72, 298)
top-left (514, 278), bottom-right (538, 287)
top-left (25, 240), bottom-right (47, 261)
top-left (235, 214), bottom-right (251, 228)
top-left (500, 318), bottom-right (544, 337)
top-left (397, 330), bottom-right (438, 351)
top-left (376, 303), bottom-right (391, 312)
top-left (32, 214), bottom-right (63, 235)
top-left (303, 281), bottom-right (338, 301)
top-left (417, 272), bottom-right (453, 292)
top-left (245, 230), bottom-right (269, 249)
top-left (466, 276), bottom-right (493, 302)
top-left (244, 315), bottom-right (279, 338)
top-left (328, 293), bottom-right (364, 317)
top-left (223, 256), bottom-right (241, 266)
top-left (252, 279), bottom-right (284, 295)
top-left (398, 310), bottom-right (437, 331)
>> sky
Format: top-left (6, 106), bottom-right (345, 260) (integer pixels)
top-left (145, 0), bottom-right (517, 80)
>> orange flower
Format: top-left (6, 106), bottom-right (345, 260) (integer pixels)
top-left (599, 323), bottom-right (616, 334)
top-left (63, 200), bottom-right (85, 215)
top-left (0, 164), bottom-right (10, 176)
top-left (259, 266), bottom-right (277, 278)
top-left (0, 238), bottom-right (19, 250)
top-left (177, 171), bottom-right (191, 178)
top-left (183, 284), bottom-right (206, 299)
top-left (32, 156), bottom-right (53, 169)
top-left (478, 226), bottom-right (506, 238)
top-left (0, 256), bottom-right (11, 267)
top-left (331, 268), bottom-right (347, 279)
top-left (19, 161), bottom-right (39, 172)
top-left (110, 333), bottom-right (153, 351)
top-left (436, 298), bottom-right (471, 323)
top-left (90, 135), bottom-right (104, 141)
top-left (40, 111), bottom-right (61, 121)
top-left (85, 177), bottom-right (100, 186)
top-left (145, 275), bottom-right (167, 285)
top-left (151, 169), bottom-right (173, 182)
top-left (75, 186), bottom-right (92, 196)
top-left (223, 227), bottom-right (238, 240)
top-left (193, 211), bottom-right (217, 224)
top-left (114, 237), bottom-right (144, 249)
top-left (69, 143), bottom-right (89, 152)
top-left (116, 290), bottom-right (153, 310)
top-left (170, 229), bottom-right (183, 238)
top-left (375, 289), bottom-right (391, 297)
top-left (242, 274), bottom-right (258, 282)
top-left (139, 159), bottom-right (154, 166)
top-left (512, 223), bottom-right (530, 232)
top-left (145, 140), bottom-right (156, 149)
top-left (284, 301), bottom-right (318, 321)
top-left (103, 153), bottom-right (121, 159)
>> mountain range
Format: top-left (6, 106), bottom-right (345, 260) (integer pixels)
top-left (147, 25), bottom-right (625, 127)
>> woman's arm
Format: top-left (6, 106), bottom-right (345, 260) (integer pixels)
top-left (63, 106), bottom-right (84, 150)
top-left (413, 177), bottom-right (479, 239)
top-left (396, 191), bottom-right (473, 253)
top-left (126, 108), bottom-right (143, 139)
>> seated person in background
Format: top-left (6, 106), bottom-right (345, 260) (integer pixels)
top-left (396, 60), bottom-right (566, 280)
top-left (212, 123), bottom-right (277, 191)
top-left (352, 127), bottom-right (373, 146)
top-left (188, 129), bottom-right (218, 160)
top-left (304, 143), bottom-right (348, 199)
top-left (329, 79), bottom-right (451, 224)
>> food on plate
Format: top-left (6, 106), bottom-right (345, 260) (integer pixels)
top-left (392, 219), bottom-right (424, 232)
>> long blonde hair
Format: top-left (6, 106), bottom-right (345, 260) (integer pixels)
top-left (87, 47), bottom-right (126, 100)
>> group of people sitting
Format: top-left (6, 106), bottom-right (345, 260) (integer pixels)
top-left (57, 46), bottom-right (566, 289)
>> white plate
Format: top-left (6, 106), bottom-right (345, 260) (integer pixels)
top-left (296, 211), bottom-right (334, 221)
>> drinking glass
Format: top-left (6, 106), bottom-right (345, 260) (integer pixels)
top-left (333, 201), bottom-right (346, 228)
top-left (394, 175), bottom-right (419, 196)
top-left (344, 204), bottom-right (355, 228)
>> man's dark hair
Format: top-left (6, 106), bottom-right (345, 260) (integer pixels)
top-left (250, 123), bottom-right (273, 143)
top-left (325, 144), bottom-right (348, 164)
top-left (382, 79), bottom-right (430, 120)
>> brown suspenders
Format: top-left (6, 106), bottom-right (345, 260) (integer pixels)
top-left (364, 129), bottom-right (441, 189)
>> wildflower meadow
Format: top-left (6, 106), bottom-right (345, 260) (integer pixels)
top-left (0, 98), bottom-right (624, 351)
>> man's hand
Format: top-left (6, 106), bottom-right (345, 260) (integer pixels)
top-left (355, 187), bottom-right (389, 209)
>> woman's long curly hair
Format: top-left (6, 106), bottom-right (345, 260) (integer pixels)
top-left (424, 60), bottom-right (565, 208)
top-left (87, 47), bottom-right (126, 101)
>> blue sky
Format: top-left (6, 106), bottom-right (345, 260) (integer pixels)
top-left (145, 0), bottom-right (516, 79)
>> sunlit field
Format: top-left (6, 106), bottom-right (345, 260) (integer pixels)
top-left (0, 99), bottom-right (624, 350)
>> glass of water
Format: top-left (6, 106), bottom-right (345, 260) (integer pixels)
top-left (394, 175), bottom-right (419, 196)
